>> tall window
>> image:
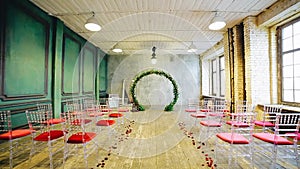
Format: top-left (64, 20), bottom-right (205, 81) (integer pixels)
top-left (219, 56), bottom-right (225, 97)
top-left (279, 18), bottom-right (300, 103)
top-left (212, 59), bottom-right (217, 96)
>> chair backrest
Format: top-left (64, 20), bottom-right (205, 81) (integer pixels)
top-left (25, 110), bottom-right (50, 131)
top-left (0, 110), bottom-right (11, 133)
top-left (208, 104), bottom-right (227, 123)
top-left (108, 97), bottom-right (120, 108)
top-left (83, 98), bottom-right (97, 110)
top-left (201, 98), bottom-right (214, 109)
top-left (263, 104), bottom-right (283, 123)
top-left (235, 100), bottom-right (253, 114)
top-left (275, 113), bottom-right (300, 136)
top-left (230, 112), bottom-right (257, 139)
top-left (37, 103), bottom-right (52, 111)
top-left (66, 103), bottom-right (82, 112)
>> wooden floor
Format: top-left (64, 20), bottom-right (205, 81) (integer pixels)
top-left (0, 106), bottom-right (299, 169)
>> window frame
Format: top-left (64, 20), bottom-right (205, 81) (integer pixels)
top-left (277, 16), bottom-right (300, 106)
top-left (219, 55), bottom-right (225, 97)
top-left (211, 58), bottom-right (217, 96)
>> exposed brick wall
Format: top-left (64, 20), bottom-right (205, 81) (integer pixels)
top-left (223, 33), bottom-right (232, 103)
top-left (269, 27), bottom-right (278, 103)
top-left (244, 16), bottom-right (271, 105)
top-left (233, 25), bottom-right (245, 103)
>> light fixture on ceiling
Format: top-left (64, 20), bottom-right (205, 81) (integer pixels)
top-left (112, 48), bottom-right (122, 53)
top-left (208, 12), bottom-right (226, 30)
top-left (84, 11), bottom-right (101, 31)
top-left (111, 43), bottom-right (123, 53)
top-left (187, 42), bottom-right (197, 53)
top-left (151, 46), bottom-right (157, 64)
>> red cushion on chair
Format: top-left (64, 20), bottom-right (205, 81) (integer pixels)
top-left (109, 113), bottom-right (123, 118)
top-left (96, 120), bottom-right (116, 126)
top-left (0, 129), bottom-right (32, 140)
top-left (48, 118), bottom-right (65, 125)
top-left (253, 133), bottom-right (293, 145)
top-left (89, 112), bottom-right (104, 117)
top-left (185, 109), bottom-right (196, 112)
top-left (254, 121), bottom-right (275, 127)
top-left (200, 109), bottom-right (210, 112)
top-left (71, 119), bottom-right (92, 126)
top-left (190, 113), bottom-right (206, 118)
top-left (34, 130), bottom-right (64, 141)
top-left (200, 120), bottom-right (222, 127)
top-left (118, 108), bottom-right (129, 112)
top-left (67, 132), bottom-right (96, 144)
top-left (217, 133), bottom-right (249, 144)
top-left (226, 121), bottom-right (249, 127)
top-left (101, 109), bottom-right (112, 112)
top-left (222, 109), bottom-right (230, 113)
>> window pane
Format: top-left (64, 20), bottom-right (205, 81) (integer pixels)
top-left (294, 65), bottom-right (300, 77)
top-left (295, 90), bottom-right (300, 103)
top-left (283, 37), bottom-right (293, 52)
top-left (212, 59), bottom-right (217, 72)
top-left (282, 53), bottom-right (293, 66)
top-left (294, 51), bottom-right (300, 64)
top-left (220, 56), bottom-right (225, 69)
top-left (282, 65), bottom-right (293, 77)
top-left (295, 78), bottom-right (300, 89)
top-left (283, 77), bottom-right (293, 89)
top-left (220, 70), bottom-right (225, 96)
top-left (282, 25), bottom-right (292, 39)
top-left (294, 34), bottom-right (300, 49)
top-left (212, 73), bottom-right (217, 95)
top-left (294, 21), bottom-right (300, 35)
top-left (283, 89), bottom-right (293, 102)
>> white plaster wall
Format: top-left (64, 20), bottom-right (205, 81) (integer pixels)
top-left (107, 49), bottom-right (200, 106)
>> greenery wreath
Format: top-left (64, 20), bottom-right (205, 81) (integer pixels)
top-left (130, 69), bottom-right (179, 111)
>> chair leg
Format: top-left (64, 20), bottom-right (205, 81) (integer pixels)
top-left (48, 141), bottom-right (53, 169)
top-left (83, 144), bottom-right (88, 169)
top-left (9, 140), bottom-right (13, 169)
top-left (271, 145), bottom-right (278, 169)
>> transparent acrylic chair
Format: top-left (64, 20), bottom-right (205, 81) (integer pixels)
top-left (254, 104), bottom-right (283, 132)
top-left (226, 100), bottom-right (254, 128)
top-left (253, 113), bottom-right (300, 168)
top-left (215, 111), bottom-right (257, 168)
top-left (63, 103), bottom-right (99, 169)
top-left (0, 110), bottom-right (32, 169)
top-left (37, 103), bottom-right (65, 126)
top-left (199, 102), bottom-right (227, 144)
top-left (26, 110), bottom-right (65, 169)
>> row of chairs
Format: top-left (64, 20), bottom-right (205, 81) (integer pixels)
top-left (185, 99), bottom-right (300, 168)
top-left (0, 97), bottom-right (131, 169)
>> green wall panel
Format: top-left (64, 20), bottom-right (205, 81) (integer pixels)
top-left (1, 2), bottom-right (49, 100)
top-left (62, 34), bottom-right (81, 95)
top-left (99, 56), bottom-right (107, 92)
top-left (82, 46), bottom-right (95, 94)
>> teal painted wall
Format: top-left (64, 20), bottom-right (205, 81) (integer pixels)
top-left (0, 0), bottom-right (108, 128)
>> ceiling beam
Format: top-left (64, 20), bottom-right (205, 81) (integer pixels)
top-left (257, 0), bottom-right (300, 26)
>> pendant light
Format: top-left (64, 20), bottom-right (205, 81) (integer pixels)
top-left (208, 12), bottom-right (226, 30)
top-left (85, 12), bottom-right (101, 31)
top-left (151, 46), bottom-right (157, 64)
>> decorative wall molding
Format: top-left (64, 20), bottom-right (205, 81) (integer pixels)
top-left (0, 2), bottom-right (49, 101)
top-left (61, 33), bottom-right (81, 96)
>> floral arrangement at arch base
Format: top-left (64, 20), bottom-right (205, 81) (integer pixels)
top-left (129, 69), bottom-right (179, 111)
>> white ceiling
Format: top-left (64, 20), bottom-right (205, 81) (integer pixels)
top-left (30, 0), bottom-right (278, 56)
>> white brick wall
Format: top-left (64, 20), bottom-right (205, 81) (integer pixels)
top-left (244, 16), bottom-right (271, 105)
